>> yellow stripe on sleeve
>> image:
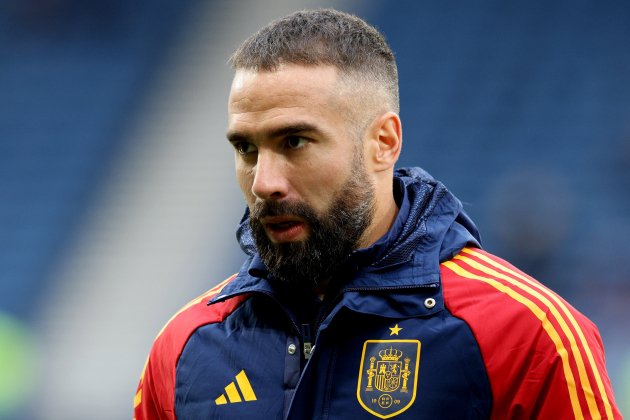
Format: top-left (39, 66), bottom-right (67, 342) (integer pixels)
top-left (462, 248), bottom-right (614, 419)
top-left (443, 260), bottom-right (584, 419)
top-left (134, 389), bottom-right (142, 408)
top-left (454, 253), bottom-right (600, 419)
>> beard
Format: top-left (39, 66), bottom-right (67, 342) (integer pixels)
top-left (249, 158), bottom-right (375, 292)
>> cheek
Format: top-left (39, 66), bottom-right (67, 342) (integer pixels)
top-left (235, 163), bottom-right (255, 201)
top-left (305, 164), bottom-right (351, 211)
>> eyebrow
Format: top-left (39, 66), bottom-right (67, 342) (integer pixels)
top-left (227, 123), bottom-right (321, 144)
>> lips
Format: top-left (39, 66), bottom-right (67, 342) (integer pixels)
top-left (267, 220), bottom-right (300, 230)
top-left (262, 216), bottom-right (308, 243)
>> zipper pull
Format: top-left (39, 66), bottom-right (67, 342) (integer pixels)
top-left (300, 324), bottom-right (313, 360)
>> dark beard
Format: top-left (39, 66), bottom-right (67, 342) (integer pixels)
top-left (249, 165), bottom-right (375, 292)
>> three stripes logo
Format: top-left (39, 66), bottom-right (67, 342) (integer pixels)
top-left (215, 370), bottom-right (257, 405)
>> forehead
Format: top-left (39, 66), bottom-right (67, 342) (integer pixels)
top-left (228, 65), bottom-right (343, 114)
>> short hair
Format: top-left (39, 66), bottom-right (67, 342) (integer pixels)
top-left (228, 9), bottom-right (399, 112)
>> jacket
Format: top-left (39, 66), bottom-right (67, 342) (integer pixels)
top-left (134, 167), bottom-right (621, 419)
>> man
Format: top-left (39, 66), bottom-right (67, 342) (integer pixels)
top-left (134, 9), bottom-right (621, 419)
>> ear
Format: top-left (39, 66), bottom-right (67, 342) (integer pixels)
top-left (365, 111), bottom-right (402, 173)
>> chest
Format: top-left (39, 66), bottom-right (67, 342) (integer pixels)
top-left (174, 298), bottom-right (491, 419)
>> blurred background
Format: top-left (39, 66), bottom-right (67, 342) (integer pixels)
top-left (0, 0), bottom-right (629, 418)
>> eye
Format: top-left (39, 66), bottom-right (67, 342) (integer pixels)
top-left (233, 141), bottom-right (257, 155)
top-left (285, 136), bottom-right (308, 150)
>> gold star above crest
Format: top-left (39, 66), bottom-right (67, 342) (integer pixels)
top-left (389, 324), bottom-right (402, 336)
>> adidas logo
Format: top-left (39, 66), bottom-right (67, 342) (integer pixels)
top-left (215, 370), bottom-right (257, 405)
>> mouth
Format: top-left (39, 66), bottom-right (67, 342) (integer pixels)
top-left (267, 220), bottom-right (301, 229)
top-left (262, 216), bottom-right (309, 243)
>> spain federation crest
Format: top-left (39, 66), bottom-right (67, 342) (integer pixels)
top-left (357, 340), bottom-right (421, 419)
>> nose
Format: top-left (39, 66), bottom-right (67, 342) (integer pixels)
top-left (251, 150), bottom-right (289, 200)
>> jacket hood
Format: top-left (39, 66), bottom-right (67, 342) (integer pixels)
top-left (213, 167), bottom-right (480, 301)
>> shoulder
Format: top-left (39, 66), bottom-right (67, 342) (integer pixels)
top-left (151, 274), bottom-right (249, 362)
top-left (134, 274), bottom-right (249, 418)
top-left (440, 247), bottom-right (598, 340)
top-left (440, 247), bottom-right (619, 419)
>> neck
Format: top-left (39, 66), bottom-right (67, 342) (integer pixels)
top-left (357, 186), bottom-right (399, 249)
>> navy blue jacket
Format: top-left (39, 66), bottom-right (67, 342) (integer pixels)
top-left (135, 167), bottom-right (620, 419)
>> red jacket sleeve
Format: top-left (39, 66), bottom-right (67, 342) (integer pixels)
top-left (442, 248), bottom-right (622, 419)
top-left (133, 276), bottom-right (246, 420)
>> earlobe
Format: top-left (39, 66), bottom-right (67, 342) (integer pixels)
top-left (369, 112), bottom-right (402, 172)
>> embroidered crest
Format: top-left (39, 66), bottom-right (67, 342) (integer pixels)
top-left (357, 340), bottom-right (421, 419)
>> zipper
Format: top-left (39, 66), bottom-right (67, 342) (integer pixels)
top-left (253, 290), bottom-right (323, 365)
top-left (300, 324), bottom-right (313, 360)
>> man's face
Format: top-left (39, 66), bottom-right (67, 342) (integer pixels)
top-left (227, 64), bottom-right (375, 289)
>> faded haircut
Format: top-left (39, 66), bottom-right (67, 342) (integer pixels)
top-left (228, 9), bottom-right (399, 113)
